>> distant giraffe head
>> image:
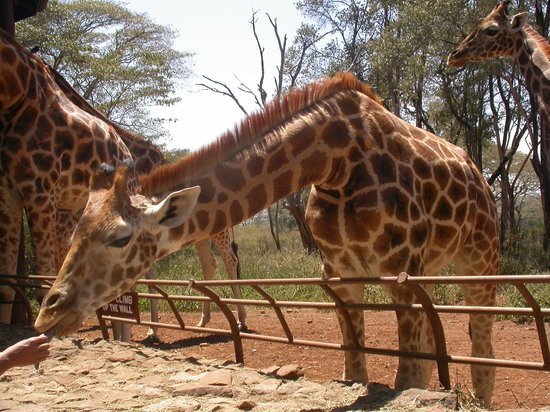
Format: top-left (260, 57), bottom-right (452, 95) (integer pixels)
top-left (447, 1), bottom-right (528, 67)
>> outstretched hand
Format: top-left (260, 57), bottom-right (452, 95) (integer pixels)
top-left (0, 334), bottom-right (50, 374)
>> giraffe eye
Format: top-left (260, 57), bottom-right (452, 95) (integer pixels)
top-left (109, 235), bottom-right (132, 248)
top-left (484, 27), bottom-right (498, 36)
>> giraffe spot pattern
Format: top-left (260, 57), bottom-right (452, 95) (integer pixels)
top-left (211, 210), bottom-right (227, 234)
top-left (381, 187), bottom-right (409, 222)
top-left (13, 105), bottom-right (38, 135)
top-left (195, 177), bottom-right (215, 204)
top-left (247, 156), bottom-right (264, 177)
top-left (371, 153), bottom-right (396, 184)
top-left (215, 165), bottom-right (246, 192)
top-left (299, 151), bottom-right (328, 187)
top-left (273, 170), bottom-right (293, 200)
top-left (230, 200), bottom-right (244, 225)
top-left (267, 148), bottom-right (288, 173)
top-left (322, 120), bottom-right (350, 148)
top-left (246, 184), bottom-right (267, 217)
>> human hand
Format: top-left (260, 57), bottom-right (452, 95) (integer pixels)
top-left (1, 334), bottom-right (50, 370)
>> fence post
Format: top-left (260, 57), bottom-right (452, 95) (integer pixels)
top-left (514, 283), bottom-right (550, 367)
top-left (188, 280), bottom-right (244, 364)
top-left (397, 272), bottom-right (451, 390)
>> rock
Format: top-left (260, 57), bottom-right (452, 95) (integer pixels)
top-left (144, 398), bottom-right (201, 412)
top-left (260, 365), bottom-right (280, 376)
top-left (249, 378), bottom-right (281, 395)
top-left (235, 370), bottom-right (263, 385)
top-left (394, 388), bottom-right (458, 410)
top-left (206, 397), bottom-right (239, 411)
top-left (275, 364), bottom-right (304, 380)
top-left (139, 374), bottom-right (167, 387)
top-left (236, 400), bottom-right (256, 410)
top-left (172, 382), bottom-right (233, 397)
top-left (277, 380), bottom-right (303, 395)
top-left (169, 370), bottom-right (208, 382)
top-left (106, 350), bottom-right (136, 363)
top-left (198, 369), bottom-right (232, 386)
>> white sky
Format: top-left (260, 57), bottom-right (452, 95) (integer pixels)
top-left (126, 0), bottom-right (302, 151)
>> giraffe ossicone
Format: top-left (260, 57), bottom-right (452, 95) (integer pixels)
top-left (35, 72), bottom-right (499, 406)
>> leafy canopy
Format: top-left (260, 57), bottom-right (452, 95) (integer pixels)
top-left (16, 0), bottom-right (192, 142)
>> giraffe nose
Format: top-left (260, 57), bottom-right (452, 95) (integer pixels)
top-left (42, 292), bottom-right (63, 309)
top-left (447, 49), bottom-right (465, 66)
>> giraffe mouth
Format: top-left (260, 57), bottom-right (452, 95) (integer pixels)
top-left (43, 324), bottom-right (58, 341)
top-left (447, 48), bottom-right (470, 67)
top-left (447, 54), bottom-right (467, 67)
top-left (35, 310), bottom-right (84, 338)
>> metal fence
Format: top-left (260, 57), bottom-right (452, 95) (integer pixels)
top-left (1, 272), bottom-right (549, 390)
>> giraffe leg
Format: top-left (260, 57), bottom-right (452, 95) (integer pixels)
top-left (195, 239), bottom-right (216, 327)
top-left (324, 268), bottom-right (367, 382)
top-left (112, 302), bottom-right (132, 342)
top-left (212, 232), bottom-right (247, 330)
top-left (386, 283), bottom-right (436, 391)
top-left (120, 322), bottom-right (132, 342)
top-left (454, 258), bottom-right (497, 407)
top-left (145, 267), bottom-right (160, 342)
top-left (0, 181), bottom-right (23, 324)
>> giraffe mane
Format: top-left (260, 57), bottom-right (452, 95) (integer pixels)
top-left (139, 72), bottom-right (382, 196)
top-left (523, 25), bottom-right (550, 61)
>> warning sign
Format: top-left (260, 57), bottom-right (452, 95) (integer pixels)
top-left (98, 291), bottom-right (140, 322)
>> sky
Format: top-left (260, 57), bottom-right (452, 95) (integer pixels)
top-left (126, 0), bottom-right (303, 151)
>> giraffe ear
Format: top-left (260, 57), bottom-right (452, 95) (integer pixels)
top-left (144, 186), bottom-right (201, 228)
top-left (510, 12), bottom-right (528, 32)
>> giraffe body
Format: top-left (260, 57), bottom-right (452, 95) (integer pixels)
top-left (36, 73), bottom-right (499, 405)
top-left (0, 28), bottom-right (245, 331)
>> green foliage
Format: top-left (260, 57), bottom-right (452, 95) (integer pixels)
top-left (162, 147), bottom-right (190, 163)
top-left (15, 0), bottom-right (192, 142)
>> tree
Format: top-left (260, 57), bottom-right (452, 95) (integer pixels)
top-left (199, 11), bottom-right (319, 255)
top-left (15, 0), bottom-right (192, 141)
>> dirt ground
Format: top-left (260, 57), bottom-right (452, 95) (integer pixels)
top-left (75, 308), bottom-right (550, 410)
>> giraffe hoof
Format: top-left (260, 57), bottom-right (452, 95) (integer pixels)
top-left (143, 334), bottom-right (160, 344)
top-left (196, 319), bottom-right (209, 328)
top-left (238, 324), bottom-right (248, 332)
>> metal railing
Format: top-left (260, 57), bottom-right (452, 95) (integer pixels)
top-left (1, 272), bottom-right (550, 390)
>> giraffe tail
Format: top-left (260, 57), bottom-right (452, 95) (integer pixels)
top-left (231, 240), bottom-right (241, 279)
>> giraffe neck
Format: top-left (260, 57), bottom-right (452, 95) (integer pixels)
top-left (143, 88), bottom-right (378, 258)
top-left (514, 25), bottom-right (550, 122)
top-left (0, 30), bottom-right (52, 115)
top-left (48, 65), bottom-right (166, 173)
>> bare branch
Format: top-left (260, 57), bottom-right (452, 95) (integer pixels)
top-left (250, 10), bottom-right (267, 105)
top-left (267, 13), bottom-right (287, 95)
top-left (197, 75), bottom-right (248, 115)
top-left (234, 74), bottom-right (263, 109)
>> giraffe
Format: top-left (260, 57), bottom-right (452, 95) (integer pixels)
top-left (447, 0), bottom-right (550, 251)
top-left (35, 72), bottom-right (500, 406)
top-left (0, 28), bottom-right (246, 332)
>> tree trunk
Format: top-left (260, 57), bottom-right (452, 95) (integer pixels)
top-left (267, 204), bottom-right (281, 251)
top-left (283, 193), bottom-right (318, 255)
top-left (528, 95), bottom-right (550, 252)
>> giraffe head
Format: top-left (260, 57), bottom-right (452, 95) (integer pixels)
top-left (34, 164), bottom-right (200, 336)
top-left (447, 1), bottom-right (528, 67)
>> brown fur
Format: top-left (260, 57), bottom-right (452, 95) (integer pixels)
top-left (139, 72), bottom-right (382, 196)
